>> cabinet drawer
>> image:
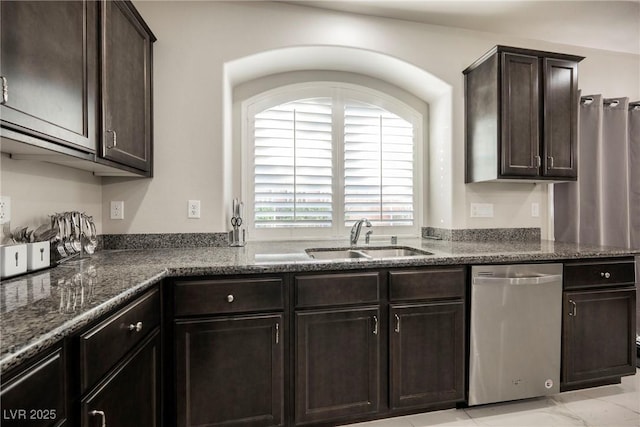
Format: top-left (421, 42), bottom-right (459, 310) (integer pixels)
top-left (295, 272), bottom-right (379, 308)
top-left (174, 277), bottom-right (283, 316)
top-left (564, 259), bottom-right (636, 290)
top-left (80, 286), bottom-right (160, 392)
top-left (389, 267), bottom-right (465, 301)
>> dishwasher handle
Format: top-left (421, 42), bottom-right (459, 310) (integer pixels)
top-left (473, 274), bottom-right (562, 286)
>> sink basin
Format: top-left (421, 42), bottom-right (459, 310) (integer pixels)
top-left (360, 247), bottom-right (433, 257)
top-left (305, 248), bottom-right (369, 260)
top-left (306, 246), bottom-right (432, 260)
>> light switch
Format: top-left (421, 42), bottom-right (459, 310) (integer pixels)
top-left (531, 202), bottom-right (540, 217)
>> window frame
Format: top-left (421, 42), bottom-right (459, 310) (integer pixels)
top-left (241, 81), bottom-right (424, 241)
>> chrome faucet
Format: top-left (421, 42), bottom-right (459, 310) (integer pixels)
top-left (350, 218), bottom-right (372, 246)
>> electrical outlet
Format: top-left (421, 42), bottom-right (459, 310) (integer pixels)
top-left (0, 196), bottom-right (11, 224)
top-left (531, 202), bottom-right (540, 217)
top-left (470, 203), bottom-right (494, 218)
top-left (188, 200), bottom-right (201, 219)
top-left (110, 201), bottom-right (124, 220)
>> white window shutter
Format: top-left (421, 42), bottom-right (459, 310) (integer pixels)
top-left (253, 98), bottom-right (333, 228)
top-left (344, 100), bottom-right (414, 226)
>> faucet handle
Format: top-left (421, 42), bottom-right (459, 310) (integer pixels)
top-left (365, 229), bottom-right (373, 244)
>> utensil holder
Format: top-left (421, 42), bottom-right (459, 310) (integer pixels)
top-left (229, 226), bottom-right (246, 247)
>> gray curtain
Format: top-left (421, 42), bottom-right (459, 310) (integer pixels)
top-left (554, 95), bottom-right (637, 249)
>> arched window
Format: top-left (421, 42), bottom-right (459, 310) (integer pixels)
top-left (243, 82), bottom-right (423, 240)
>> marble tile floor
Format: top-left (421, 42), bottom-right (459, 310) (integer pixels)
top-left (347, 370), bottom-right (639, 427)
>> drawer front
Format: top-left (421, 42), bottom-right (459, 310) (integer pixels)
top-left (80, 286), bottom-right (160, 392)
top-left (174, 277), bottom-right (284, 316)
top-left (564, 259), bottom-right (636, 290)
top-left (389, 267), bottom-right (465, 301)
top-left (295, 272), bottom-right (379, 308)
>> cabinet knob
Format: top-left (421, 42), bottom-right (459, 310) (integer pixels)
top-left (128, 321), bottom-right (143, 332)
top-left (89, 410), bottom-right (107, 427)
top-left (227, 294), bottom-right (234, 303)
top-left (600, 272), bottom-right (611, 279)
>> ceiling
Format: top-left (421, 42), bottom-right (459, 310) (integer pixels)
top-left (280, 1), bottom-right (640, 55)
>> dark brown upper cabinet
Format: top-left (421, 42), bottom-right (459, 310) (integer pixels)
top-left (464, 46), bottom-right (584, 183)
top-left (0, 0), bottom-right (98, 153)
top-left (0, 0), bottom-right (155, 177)
top-left (99, 0), bottom-right (156, 175)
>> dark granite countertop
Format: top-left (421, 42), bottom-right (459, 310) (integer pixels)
top-left (1, 238), bottom-right (638, 373)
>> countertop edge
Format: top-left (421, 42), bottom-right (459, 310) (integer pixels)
top-left (0, 270), bottom-right (168, 374)
top-left (2, 242), bottom-right (638, 373)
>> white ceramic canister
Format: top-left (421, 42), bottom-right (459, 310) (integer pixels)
top-left (0, 243), bottom-right (28, 278)
top-left (27, 241), bottom-right (50, 271)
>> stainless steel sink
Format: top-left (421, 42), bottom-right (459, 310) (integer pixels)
top-left (360, 247), bottom-right (432, 257)
top-left (306, 246), bottom-right (432, 260)
top-left (305, 248), bottom-right (369, 260)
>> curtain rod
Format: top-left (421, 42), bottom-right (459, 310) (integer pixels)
top-left (581, 97), bottom-right (639, 110)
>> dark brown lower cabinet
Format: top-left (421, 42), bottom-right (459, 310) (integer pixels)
top-left (295, 307), bottom-right (380, 424)
top-left (81, 329), bottom-right (160, 427)
top-left (562, 288), bottom-right (636, 386)
top-left (0, 347), bottom-right (67, 427)
top-left (174, 314), bottom-right (284, 427)
top-left (389, 302), bottom-right (464, 410)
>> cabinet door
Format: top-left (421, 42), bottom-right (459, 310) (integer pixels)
top-left (543, 58), bottom-right (579, 178)
top-left (562, 288), bottom-right (636, 385)
top-left (0, 0), bottom-right (97, 152)
top-left (0, 347), bottom-right (67, 427)
top-left (500, 52), bottom-right (540, 177)
top-left (101, 0), bottom-right (154, 172)
top-left (295, 307), bottom-right (380, 424)
top-left (81, 330), bottom-right (160, 427)
top-left (389, 302), bottom-right (464, 410)
top-left (174, 315), bottom-right (284, 427)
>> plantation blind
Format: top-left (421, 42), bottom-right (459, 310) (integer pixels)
top-left (253, 98), bottom-right (333, 228)
top-left (344, 100), bottom-right (414, 226)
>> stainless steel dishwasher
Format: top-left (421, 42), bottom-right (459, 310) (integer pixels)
top-left (469, 263), bottom-right (563, 406)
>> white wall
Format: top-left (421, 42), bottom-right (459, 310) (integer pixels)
top-left (2, 1), bottom-right (637, 238)
top-left (0, 154), bottom-right (103, 239)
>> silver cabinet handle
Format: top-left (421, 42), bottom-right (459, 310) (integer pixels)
top-left (547, 156), bottom-right (554, 169)
top-left (90, 410), bottom-right (107, 427)
top-left (275, 322), bottom-right (279, 344)
top-left (105, 129), bottom-right (117, 149)
top-left (568, 300), bottom-right (577, 317)
top-left (128, 321), bottom-right (143, 332)
top-left (394, 314), bottom-right (400, 333)
top-left (534, 155), bottom-right (541, 168)
top-left (226, 294), bottom-right (234, 303)
top-left (373, 315), bottom-right (378, 335)
top-left (600, 272), bottom-right (611, 279)
top-left (0, 76), bottom-right (7, 104)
